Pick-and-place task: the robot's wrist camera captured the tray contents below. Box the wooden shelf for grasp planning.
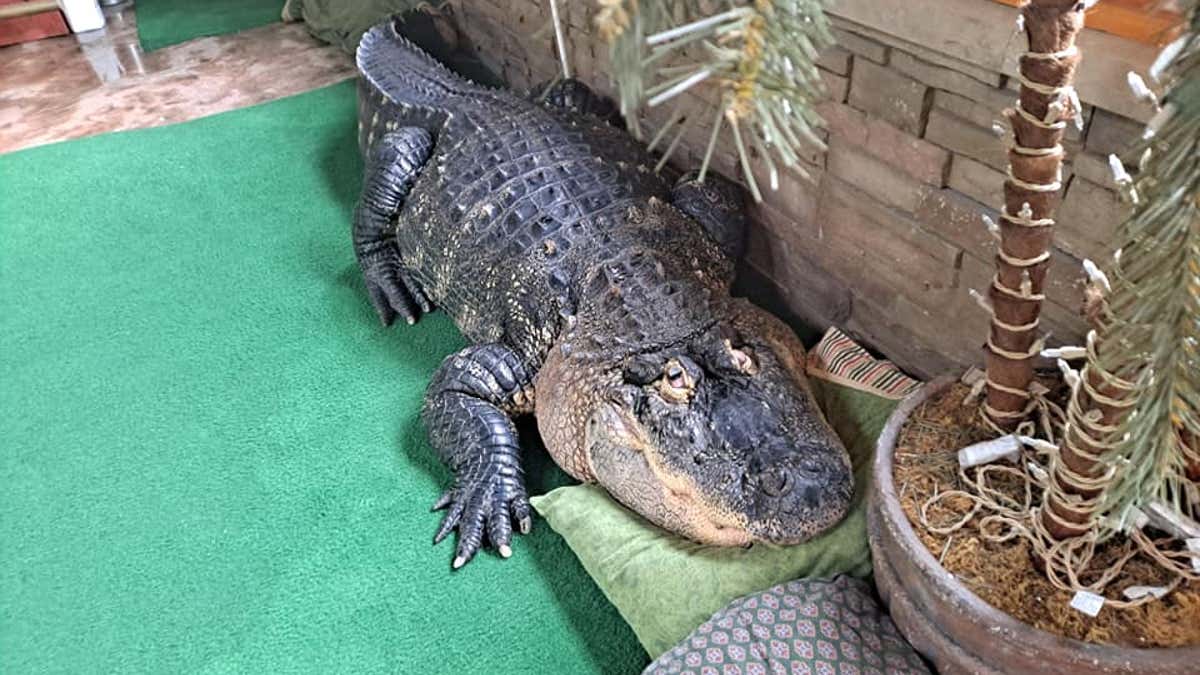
[990,0,1182,45]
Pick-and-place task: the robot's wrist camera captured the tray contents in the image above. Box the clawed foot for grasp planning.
[362,259,433,327]
[432,468,531,568]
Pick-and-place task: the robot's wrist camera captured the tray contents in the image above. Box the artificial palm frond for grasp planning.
[1092,0,1200,531]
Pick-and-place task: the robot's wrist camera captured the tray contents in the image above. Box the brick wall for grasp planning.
[446,0,1150,378]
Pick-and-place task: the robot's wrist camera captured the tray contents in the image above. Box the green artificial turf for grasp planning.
[136,0,284,51]
[0,80,646,674]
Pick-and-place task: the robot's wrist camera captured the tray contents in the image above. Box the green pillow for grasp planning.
[531,376,905,658]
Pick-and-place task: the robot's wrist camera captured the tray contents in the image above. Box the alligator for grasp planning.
[352,18,853,568]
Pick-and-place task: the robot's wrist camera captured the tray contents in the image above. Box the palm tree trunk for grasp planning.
[983,0,1085,432]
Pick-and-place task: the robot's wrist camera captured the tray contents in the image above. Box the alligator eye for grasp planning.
[667,364,686,387]
[659,358,695,402]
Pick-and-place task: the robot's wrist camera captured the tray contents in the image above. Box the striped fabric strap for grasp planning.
[805,327,923,400]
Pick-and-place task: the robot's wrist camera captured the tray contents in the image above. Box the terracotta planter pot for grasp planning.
[868,376,1200,675]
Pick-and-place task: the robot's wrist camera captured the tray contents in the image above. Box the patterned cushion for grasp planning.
[644,576,930,675]
[805,328,921,400]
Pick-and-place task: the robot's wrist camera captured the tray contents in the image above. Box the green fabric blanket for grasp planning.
[136,0,284,52]
[0,81,646,674]
[531,378,899,658]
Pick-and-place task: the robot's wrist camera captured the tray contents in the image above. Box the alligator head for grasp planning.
[537,299,853,546]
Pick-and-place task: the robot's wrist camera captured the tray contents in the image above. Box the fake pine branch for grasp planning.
[1049,0,1200,548]
[595,0,832,200]
[982,0,1086,432]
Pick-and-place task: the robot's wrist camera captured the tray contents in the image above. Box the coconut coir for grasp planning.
[893,382,1200,648]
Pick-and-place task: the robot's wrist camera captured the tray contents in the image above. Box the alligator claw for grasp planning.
[432,500,464,545]
[431,489,453,511]
[433,471,530,568]
[362,260,432,327]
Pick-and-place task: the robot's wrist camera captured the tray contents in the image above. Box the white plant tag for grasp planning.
[1187,539,1200,573]
[1070,591,1105,617]
[1122,585,1169,601]
[961,367,986,386]
[1042,345,1087,360]
[958,435,1021,468]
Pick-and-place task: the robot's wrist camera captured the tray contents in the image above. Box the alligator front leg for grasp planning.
[422,343,536,568]
[354,127,434,326]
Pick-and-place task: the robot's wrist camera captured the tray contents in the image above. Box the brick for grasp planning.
[861,117,949,185]
[830,0,1158,123]
[564,0,591,29]
[924,107,1007,171]
[817,101,868,146]
[513,2,547,32]
[825,177,956,259]
[932,89,1015,133]
[914,187,999,255]
[817,45,853,76]
[826,140,926,213]
[1071,151,1118,189]
[750,169,821,228]
[831,27,888,64]
[819,178,961,288]
[745,209,852,327]
[792,178,983,374]
[1045,248,1087,318]
[831,0,1013,78]
[847,59,928,136]
[1040,306,1088,353]
[570,34,597,84]
[735,267,840,348]
[891,51,1000,103]
[829,16,1002,89]
[947,154,1004,210]
[1070,30,1158,124]
[769,179,961,325]
[846,293,971,378]
[821,102,948,185]
[1055,177,1126,262]
[1085,108,1143,159]
[820,69,850,104]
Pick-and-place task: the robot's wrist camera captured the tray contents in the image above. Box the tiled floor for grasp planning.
[0,1,355,155]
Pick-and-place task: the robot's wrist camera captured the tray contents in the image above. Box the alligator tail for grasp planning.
[356,18,480,117]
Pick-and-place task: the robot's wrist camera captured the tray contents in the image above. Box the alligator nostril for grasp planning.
[801,483,822,508]
[759,468,792,497]
[798,459,826,478]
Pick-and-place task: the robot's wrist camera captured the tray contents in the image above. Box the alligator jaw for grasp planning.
[586,401,754,546]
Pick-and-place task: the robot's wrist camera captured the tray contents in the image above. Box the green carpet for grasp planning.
[0,80,646,674]
[136,0,284,52]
